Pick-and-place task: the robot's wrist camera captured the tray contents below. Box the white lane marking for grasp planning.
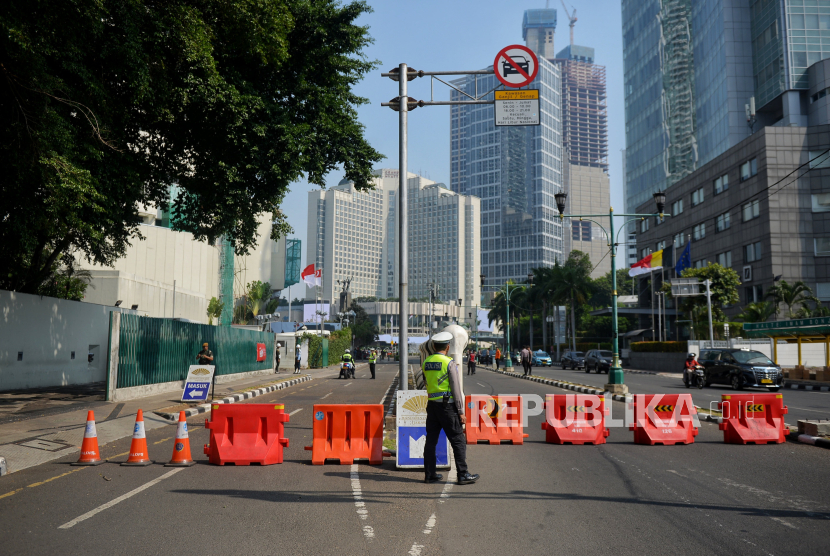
[289,408,303,416]
[58,468,184,529]
[410,457,457,555]
[409,544,424,556]
[422,513,437,534]
[350,464,374,539]
[344,382,353,387]
[477,383,485,387]
[321,392,332,399]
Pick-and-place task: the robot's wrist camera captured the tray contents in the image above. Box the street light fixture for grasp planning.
[555,192,669,394]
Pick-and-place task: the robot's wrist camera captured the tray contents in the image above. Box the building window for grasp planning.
[640,218,650,233]
[812,193,830,212]
[714,174,729,195]
[694,259,706,269]
[716,212,731,232]
[572,221,591,241]
[745,285,764,304]
[817,283,830,301]
[816,238,830,256]
[716,251,732,268]
[671,199,684,216]
[656,240,666,251]
[641,247,652,259]
[742,200,760,221]
[691,187,705,206]
[808,150,830,169]
[740,158,758,181]
[693,223,706,241]
[673,233,685,249]
[744,241,763,262]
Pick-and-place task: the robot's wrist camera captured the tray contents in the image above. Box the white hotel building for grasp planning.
[306,169,481,320]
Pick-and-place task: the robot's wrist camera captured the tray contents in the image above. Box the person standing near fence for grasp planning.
[275,343,282,374]
[294,349,302,374]
[197,343,214,365]
[368,349,377,379]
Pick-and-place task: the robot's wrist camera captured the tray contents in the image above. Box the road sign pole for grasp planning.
[399,63,409,391]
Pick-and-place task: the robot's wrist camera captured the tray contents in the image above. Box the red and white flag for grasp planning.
[301,264,321,287]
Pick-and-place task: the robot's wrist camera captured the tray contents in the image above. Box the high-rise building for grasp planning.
[306,170,480,308]
[557,44,611,278]
[522,9,558,61]
[622,0,830,216]
[450,56,566,287]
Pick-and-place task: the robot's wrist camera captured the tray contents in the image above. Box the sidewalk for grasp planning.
[0,362,356,475]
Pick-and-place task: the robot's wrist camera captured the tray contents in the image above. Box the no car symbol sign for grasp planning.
[494,45,539,88]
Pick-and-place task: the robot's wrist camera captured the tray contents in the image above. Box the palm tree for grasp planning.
[735,301,775,323]
[766,280,819,319]
[551,263,592,352]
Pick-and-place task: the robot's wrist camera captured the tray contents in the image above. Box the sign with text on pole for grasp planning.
[495,90,540,126]
[494,44,539,88]
[181,365,215,402]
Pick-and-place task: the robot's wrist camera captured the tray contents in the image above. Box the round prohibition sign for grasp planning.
[494,44,539,88]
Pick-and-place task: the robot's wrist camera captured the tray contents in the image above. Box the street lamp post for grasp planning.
[554,191,668,395]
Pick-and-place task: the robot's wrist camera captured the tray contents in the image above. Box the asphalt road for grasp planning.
[2,361,829,556]
[522,363,830,424]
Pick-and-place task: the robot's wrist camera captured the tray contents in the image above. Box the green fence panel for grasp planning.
[322,338,329,367]
[116,314,274,388]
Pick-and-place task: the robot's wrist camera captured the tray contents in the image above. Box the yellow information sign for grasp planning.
[494,89,540,126]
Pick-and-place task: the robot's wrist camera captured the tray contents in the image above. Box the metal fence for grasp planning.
[115,314,274,388]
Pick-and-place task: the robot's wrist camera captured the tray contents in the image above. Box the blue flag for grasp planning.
[675,241,691,276]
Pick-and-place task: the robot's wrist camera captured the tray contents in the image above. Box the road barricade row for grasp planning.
[465,395,528,445]
[204,403,290,465]
[542,394,609,445]
[717,393,788,444]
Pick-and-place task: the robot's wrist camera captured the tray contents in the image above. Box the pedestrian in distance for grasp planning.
[275,343,281,374]
[495,347,501,370]
[197,342,214,365]
[423,331,479,486]
[294,349,301,374]
[521,346,532,376]
[368,349,377,379]
[467,349,476,375]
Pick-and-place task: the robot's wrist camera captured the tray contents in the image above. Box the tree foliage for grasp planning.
[765,280,820,319]
[206,296,224,325]
[664,263,741,323]
[349,300,378,347]
[1,0,383,294]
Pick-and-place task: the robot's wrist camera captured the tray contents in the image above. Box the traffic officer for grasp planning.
[422,331,479,485]
[341,349,355,379]
[368,349,377,379]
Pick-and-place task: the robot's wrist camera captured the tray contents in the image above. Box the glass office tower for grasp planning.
[450,57,566,288]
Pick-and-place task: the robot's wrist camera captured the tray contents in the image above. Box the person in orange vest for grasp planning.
[495,347,502,370]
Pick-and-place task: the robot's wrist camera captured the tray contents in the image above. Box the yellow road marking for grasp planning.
[153,437,173,445]
[1,466,89,500]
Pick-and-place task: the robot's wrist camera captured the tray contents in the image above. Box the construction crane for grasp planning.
[560,0,577,47]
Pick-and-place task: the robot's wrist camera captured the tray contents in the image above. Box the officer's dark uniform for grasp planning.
[423,345,478,484]
[342,352,355,378]
[368,351,377,379]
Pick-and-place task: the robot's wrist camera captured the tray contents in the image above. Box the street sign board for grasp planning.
[181,365,215,402]
[494,44,539,88]
[494,90,540,126]
[396,390,449,469]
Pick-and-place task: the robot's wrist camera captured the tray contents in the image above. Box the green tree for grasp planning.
[663,263,741,336]
[765,280,820,319]
[1,0,383,294]
[245,281,274,317]
[551,251,594,350]
[735,301,776,323]
[36,254,95,301]
[206,297,224,325]
[349,301,378,347]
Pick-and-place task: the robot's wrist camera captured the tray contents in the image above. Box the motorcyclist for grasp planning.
[342,349,355,379]
[684,353,700,384]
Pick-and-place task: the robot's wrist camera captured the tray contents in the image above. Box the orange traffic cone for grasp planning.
[165,411,195,467]
[122,409,153,466]
[72,410,104,466]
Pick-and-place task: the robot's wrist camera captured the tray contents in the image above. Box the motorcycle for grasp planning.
[339,361,355,379]
[684,365,705,389]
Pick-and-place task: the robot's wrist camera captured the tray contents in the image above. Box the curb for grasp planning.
[486,367,633,402]
[153,375,312,421]
[783,382,830,392]
[789,433,830,449]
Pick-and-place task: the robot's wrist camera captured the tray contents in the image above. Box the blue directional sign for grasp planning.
[397,426,449,467]
[181,366,215,402]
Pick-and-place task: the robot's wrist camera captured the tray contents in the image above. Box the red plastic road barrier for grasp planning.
[629,394,698,446]
[717,393,788,444]
[465,395,528,445]
[541,394,609,445]
[304,404,386,465]
[204,403,289,465]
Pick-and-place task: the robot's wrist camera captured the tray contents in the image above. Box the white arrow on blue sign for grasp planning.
[181,365,215,402]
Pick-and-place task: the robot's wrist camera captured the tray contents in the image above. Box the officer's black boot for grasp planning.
[457,472,479,485]
[424,473,443,484]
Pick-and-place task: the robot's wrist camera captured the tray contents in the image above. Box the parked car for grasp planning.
[531,350,552,367]
[698,349,783,391]
[585,350,613,373]
[560,350,585,370]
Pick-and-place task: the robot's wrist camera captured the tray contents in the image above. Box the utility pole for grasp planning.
[704,279,715,349]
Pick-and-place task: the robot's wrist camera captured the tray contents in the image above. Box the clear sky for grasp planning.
[280,0,625,273]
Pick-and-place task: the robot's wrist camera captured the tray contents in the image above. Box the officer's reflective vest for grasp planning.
[342,354,353,362]
[368,353,376,363]
[423,353,453,401]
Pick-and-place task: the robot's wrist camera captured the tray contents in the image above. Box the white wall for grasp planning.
[0,290,135,391]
